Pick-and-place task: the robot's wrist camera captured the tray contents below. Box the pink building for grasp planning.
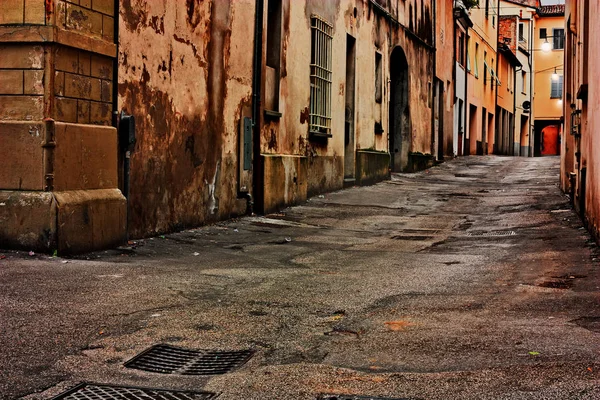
[562,0,600,242]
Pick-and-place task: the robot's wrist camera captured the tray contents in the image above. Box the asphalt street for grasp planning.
[1,156,598,399]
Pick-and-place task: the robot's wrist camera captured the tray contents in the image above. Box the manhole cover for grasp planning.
[317,396,412,400]
[125,344,254,375]
[51,383,218,400]
[466,230,516,237]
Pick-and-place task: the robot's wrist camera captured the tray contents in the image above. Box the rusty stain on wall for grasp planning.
[118,0,249,237]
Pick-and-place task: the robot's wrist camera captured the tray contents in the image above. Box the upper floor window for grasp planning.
[309,16,333,135]
[375,52,383,103]
[553,28,564,50]
[518,23,525,42]
[474,42,479,77]
[551,75,563,98]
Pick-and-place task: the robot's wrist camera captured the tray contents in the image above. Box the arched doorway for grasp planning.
[389,46,409,172]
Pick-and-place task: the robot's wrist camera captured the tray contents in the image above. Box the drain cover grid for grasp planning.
[125,344,254,375]
[318,395,412,400]
[466,230,516,237]
[51,383,219,400]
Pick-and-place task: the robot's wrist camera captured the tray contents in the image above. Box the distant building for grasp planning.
[499,0,537,157]
[532,4,565,156]
[464,0,499,156]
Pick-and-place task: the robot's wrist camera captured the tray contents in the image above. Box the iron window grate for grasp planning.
[51,383,219,400]
[466,230,516,237]
[125,344,254,375]
[317,395,413,400]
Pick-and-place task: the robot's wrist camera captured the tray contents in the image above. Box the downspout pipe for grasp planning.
[514,65,522,156]
[432,0,437,159]
[494,3,500,155]
[464,24,468,156]
[111,0,130,239]
[250,0,264,215]
[528,19,534,157]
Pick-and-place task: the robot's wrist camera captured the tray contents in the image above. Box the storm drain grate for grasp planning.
[125,344,254,375]
[317,395,413,400]
[466,230,516,237]
[51,383,219,400]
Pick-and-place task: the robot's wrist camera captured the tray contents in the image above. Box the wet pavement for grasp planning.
[1,156,599,399]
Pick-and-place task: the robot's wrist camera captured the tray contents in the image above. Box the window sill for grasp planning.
[264,110,282,120]
[309,131,332,142]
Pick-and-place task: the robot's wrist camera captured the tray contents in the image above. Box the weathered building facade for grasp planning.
[118,0,435,239]
[0,0,126,253]
[1,0,436,252]
[562,0,599,242]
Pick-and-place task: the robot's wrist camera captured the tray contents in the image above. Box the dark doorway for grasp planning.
[389,46,409,172]
[467,104,477,156]
[436,80,444,160]
[344,35,356,181]
[480,107,487,155]
[534,120,560,156]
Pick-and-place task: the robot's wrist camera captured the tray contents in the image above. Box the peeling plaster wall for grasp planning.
[117,0,434,232]
[262,0,434,176]
[118,0,253,237]
[436,0,456,157]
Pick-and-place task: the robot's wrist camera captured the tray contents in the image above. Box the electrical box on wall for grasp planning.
[238,114,253,193]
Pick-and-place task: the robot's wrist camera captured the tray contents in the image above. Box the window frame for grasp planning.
[309,15,334,137]
[553,28,564,50]
[550,75,563,99]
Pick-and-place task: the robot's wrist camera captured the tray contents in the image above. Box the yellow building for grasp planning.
[533,4,564,156]
[465,0,498,155]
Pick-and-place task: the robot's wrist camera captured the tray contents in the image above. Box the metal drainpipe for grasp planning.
[464,24,468,156]
[494,0,500,155]
[250,0,264,215]
[514,65,522,156]
[528,19,534,157]
[431,0,437,159]
[111,0,130,239]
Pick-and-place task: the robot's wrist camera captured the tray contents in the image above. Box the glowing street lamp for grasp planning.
[541,39,552,52]
[552,68,559,81]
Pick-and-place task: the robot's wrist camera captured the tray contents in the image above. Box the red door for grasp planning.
[541,125,560,156]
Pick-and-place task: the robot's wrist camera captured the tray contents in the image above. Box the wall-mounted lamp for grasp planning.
[541,39,552,52]
[551,68,559,81]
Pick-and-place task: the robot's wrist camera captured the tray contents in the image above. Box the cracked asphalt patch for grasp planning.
[1,156,599,400]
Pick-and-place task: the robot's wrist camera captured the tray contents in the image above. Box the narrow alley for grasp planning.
[1,156,598,400]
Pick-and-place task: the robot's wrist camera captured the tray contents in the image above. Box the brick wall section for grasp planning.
[499,16,517,55]
[54,45,113,124]
[0,0,46,25]
[0,44,45,120]
[56,0,115,42]
[0,1,115,125]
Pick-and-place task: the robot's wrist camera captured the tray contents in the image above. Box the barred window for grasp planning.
[309,16,333,136]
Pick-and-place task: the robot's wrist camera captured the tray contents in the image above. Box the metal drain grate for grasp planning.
[466,230,516,237]
[317,395,412,400]
[51,383,219,400]
[125,344,254,375]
